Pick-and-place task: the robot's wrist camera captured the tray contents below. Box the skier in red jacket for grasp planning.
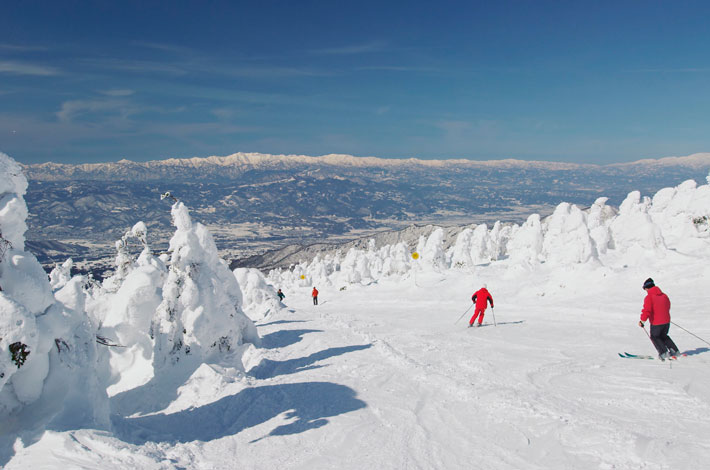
[469,284,493,327]
[312,287,319,306]
[638,278,679,360]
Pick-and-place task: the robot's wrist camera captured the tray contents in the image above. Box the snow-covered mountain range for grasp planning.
[21,152,710,180]
[20,152,710,274]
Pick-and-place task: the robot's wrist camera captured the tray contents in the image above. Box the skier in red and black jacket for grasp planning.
[469,284,493,327]
[312,287,319,306]
[638,278,679,360]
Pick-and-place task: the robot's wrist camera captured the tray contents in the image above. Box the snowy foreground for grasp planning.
[2,149,710,468]
[6,262,710,469]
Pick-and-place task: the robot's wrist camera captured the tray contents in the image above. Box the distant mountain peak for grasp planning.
[619,152,710,168]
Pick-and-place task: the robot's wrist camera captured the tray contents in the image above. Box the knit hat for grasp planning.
[643,278,655,289]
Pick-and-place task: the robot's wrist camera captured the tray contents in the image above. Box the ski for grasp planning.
[618,352,655,360]
[618,351,688,361]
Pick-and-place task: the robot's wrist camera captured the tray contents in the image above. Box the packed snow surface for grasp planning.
[2,149,710,469]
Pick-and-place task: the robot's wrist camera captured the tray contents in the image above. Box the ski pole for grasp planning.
[491,307,497,327]
[671,321,710,347]
[454,304,473,324]
[641,324,657,351]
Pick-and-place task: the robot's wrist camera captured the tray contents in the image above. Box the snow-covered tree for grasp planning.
[0,152,109,432]
[542,202,597,264]
[506,214,544,264]
[234,267,283,321]
[87,222,167,394]
[587,197,615,255]
[609,191,665,251]
[49,258,74,291]
[150,200,259,372]
[102,221,151,293]
[649,180,710,247]
[340,248,363,284]
[380,242,411,276]
[421,228,446,269]
[449,228,474,269]
[470,224,491,264]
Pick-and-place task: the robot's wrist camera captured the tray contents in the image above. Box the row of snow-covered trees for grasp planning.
[0,152,262,434]
[269,179,710,290]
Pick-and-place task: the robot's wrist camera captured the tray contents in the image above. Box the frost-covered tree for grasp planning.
[506,214,544,264]
[49,258,74,291]
[233,267,283,321]
[0,152,108,433]
[102,221,151,293]
[150,200,259,372]
[542,202,597,265]
[470,224,491,264]
[488,221,511,261]
[421,228,446,269]
[609,191,665,251]
[380,242,411,276]
[587,197,615,255]
[340,248,363,284]
[649,180,710,247]
[86,221,167,394]
[449,228,474,269]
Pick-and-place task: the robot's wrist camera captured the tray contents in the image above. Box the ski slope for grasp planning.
[3,148,710,469]
[7,254,710,469]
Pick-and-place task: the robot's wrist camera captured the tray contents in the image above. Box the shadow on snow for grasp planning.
[682,347,710,356]
[468,320,526,328]
[114,381,367,444]
[259,329,324,349]
[249,344,372,380]
[111,355,206,417]
[256,319,309,327]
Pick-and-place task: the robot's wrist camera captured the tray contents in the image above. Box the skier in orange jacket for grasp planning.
[312,287,319,305]
[469,284,493,327]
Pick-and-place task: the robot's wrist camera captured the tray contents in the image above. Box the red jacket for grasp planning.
[641,286,671,325]
[312,288,319,298]
[472,288,493,310]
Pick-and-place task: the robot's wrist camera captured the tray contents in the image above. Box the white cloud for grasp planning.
[0,61,59,76]
[56,99,134,122]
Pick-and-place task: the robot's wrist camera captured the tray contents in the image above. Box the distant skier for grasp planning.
[312,287,319,305]
[277,288,285,301]
[639,278,679,360]
[469,284,493,327]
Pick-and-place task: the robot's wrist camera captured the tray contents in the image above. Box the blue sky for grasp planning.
[2,1,710,164]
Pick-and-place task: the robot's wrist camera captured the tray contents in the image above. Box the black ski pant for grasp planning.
[650,323,679,355]
[313,296,318,305]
